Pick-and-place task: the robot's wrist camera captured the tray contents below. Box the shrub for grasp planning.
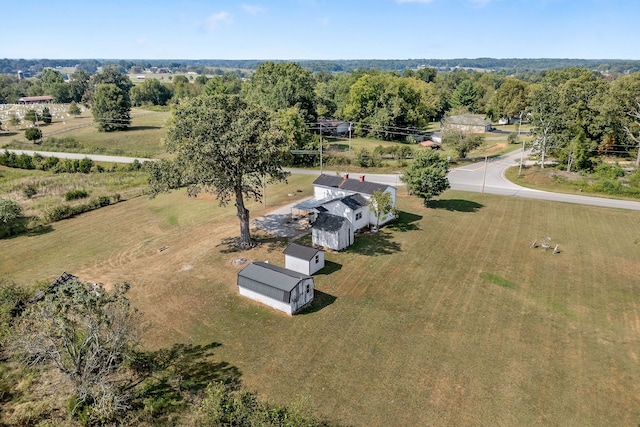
[593,162,625,180]
[65,189,89,201]
[24,127,42,142]
[22,184,38,199]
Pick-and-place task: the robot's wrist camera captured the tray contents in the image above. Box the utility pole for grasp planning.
[518,111,525,177]
[482,156,488,193]
[319,122,323,174]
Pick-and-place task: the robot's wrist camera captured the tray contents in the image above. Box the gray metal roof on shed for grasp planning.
[313,174,391,195]
[283,243,321,261]
[238,262,310,293]
[340,193,367,210]
[443,114,490,126]
[312,212,349,232]
[294,197,338,211]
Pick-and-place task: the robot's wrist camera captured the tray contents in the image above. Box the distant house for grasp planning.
[420,140,441,150]
[442,114,492,133]
[237,262,314,315]
[284,243,325,275]
[318,119,351,136]
[17,95,54,104]
[312,212,354,251]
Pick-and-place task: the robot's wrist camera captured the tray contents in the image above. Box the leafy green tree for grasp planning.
[528,83,562,168]
[92,83,131,132]
[402,149,450,206]
[86,68,133,106]
[8,279,143,421]
[606,72,640,167]
[147,95,290,249]
[344,72,429,140]
[24,127,42,142]
[24,109,39,124]
[367,189,397,229]
[9,113,21,130]
[203,75,243,96]
[41,106,52,124]
[449,80,485,113]
[68,70,91,103]
[130,78,171,106]
[68,100,82,116]
[443,130,484,158]
[48,82,71,103]
[242,61,317,123]
[0,198,24,237]
[487,78,529,121]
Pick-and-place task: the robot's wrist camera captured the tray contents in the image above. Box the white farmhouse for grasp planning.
[310,174,397,229]
[284,243,325,275]
[237,262,314,315]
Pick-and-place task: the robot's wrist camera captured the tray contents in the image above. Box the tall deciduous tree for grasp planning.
[487,78,529,121]
[242,61,317,124]
[402,149,450,206]
[443,130,484,159]
[528,83,562,168]
[9,279,142,420]
[147,95,290,249]
[92,83,131,132]
[607,72,640,167]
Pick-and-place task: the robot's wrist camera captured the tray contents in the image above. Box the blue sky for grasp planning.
[4,0,639,60]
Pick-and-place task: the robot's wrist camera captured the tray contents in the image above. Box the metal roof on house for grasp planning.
[17,95,54,102]
[283,243,321,261]
[340,193,367,210]
[313,174,391,195]
[238,262,310,293]
[443,114,490,126]
[294,197,338,211]
[312,212,349,232]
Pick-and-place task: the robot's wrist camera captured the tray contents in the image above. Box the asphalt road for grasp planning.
[448,149,640,211]
[6,149,640,211]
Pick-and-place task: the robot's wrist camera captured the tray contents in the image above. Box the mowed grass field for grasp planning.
[2,178,640,426]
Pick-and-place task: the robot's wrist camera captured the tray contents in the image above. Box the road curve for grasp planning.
[448,149,640,211]
[5,149,640,211]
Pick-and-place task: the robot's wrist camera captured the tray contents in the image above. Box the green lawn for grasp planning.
[1,180,640,425]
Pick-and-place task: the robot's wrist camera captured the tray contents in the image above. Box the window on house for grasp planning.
[355,212,362,221]
[315,254,319,263]
[306,284,310,293]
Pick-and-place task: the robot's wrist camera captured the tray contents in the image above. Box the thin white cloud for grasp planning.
[206,11,232,32]
[242,4,264,15]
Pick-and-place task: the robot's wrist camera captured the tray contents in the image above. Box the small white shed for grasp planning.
[237,262,314,315]
[284,243,325,275]
[312,213,353,251]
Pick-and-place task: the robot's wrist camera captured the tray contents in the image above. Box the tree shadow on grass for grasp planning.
[298,289,337,315]
[314,260,342,276]
[428,199,484,212]
[131,341,242,410]
[128,125,162,131]
[346,230,401,256]
[217,234,289,254]
[387,210,423,232]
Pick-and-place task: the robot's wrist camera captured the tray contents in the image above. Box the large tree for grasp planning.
[402,149,450,206]
[242,61,317,124]
[8,278,142,421]
[443,130,485,159]
[130,78,172,106]
[148,94,290,249]
[527,83,563,168]
[487,78,529,121]
[607,72,640,167]
[92,83,131,132]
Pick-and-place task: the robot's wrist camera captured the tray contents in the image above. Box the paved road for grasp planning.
[6,149,640,211]
[4,149,155,164]
[448,149,640,211]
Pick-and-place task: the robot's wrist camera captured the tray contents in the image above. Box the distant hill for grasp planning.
[2,58,640,76]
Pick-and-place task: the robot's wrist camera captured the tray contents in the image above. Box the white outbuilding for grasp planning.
[283,243,325,275]
[237,262,314,315]
[312,212,354,251]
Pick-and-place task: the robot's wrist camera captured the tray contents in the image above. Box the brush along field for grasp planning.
[1,182,639,426]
